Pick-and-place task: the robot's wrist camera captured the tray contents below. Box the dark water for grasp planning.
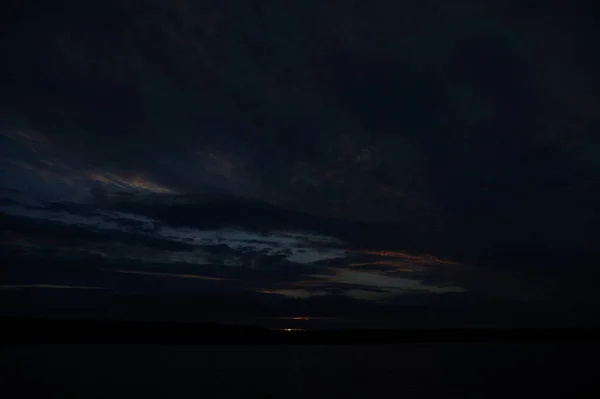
[2,344,599,398]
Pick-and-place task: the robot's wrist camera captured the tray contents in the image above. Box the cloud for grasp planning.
[1,1,599,317]
[4,182,598,307]
[0,193,476,307]
[98,268,228,281]
[84,171,175,194]
[269,268,465,301]
[5,186,590,306]
[0,284,104,290]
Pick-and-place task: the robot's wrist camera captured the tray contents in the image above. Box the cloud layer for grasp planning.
[1,1,599,322]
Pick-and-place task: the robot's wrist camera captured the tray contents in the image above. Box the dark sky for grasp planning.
[1,0,599,325]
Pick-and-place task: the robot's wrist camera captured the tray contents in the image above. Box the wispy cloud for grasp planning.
[0,284,104,290]
[2,129,51,144]
[84,171,175,194]
[1,130,176,197]
[99,268,228,281]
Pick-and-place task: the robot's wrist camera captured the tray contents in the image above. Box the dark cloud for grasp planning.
[0,194,473,310]
[1,1,599,323]
[1,192,576,306]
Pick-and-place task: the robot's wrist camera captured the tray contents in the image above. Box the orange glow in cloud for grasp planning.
[4,153,175,194]
[2,128,176,195]
[260,263,465,300]
[84,171,176,194]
